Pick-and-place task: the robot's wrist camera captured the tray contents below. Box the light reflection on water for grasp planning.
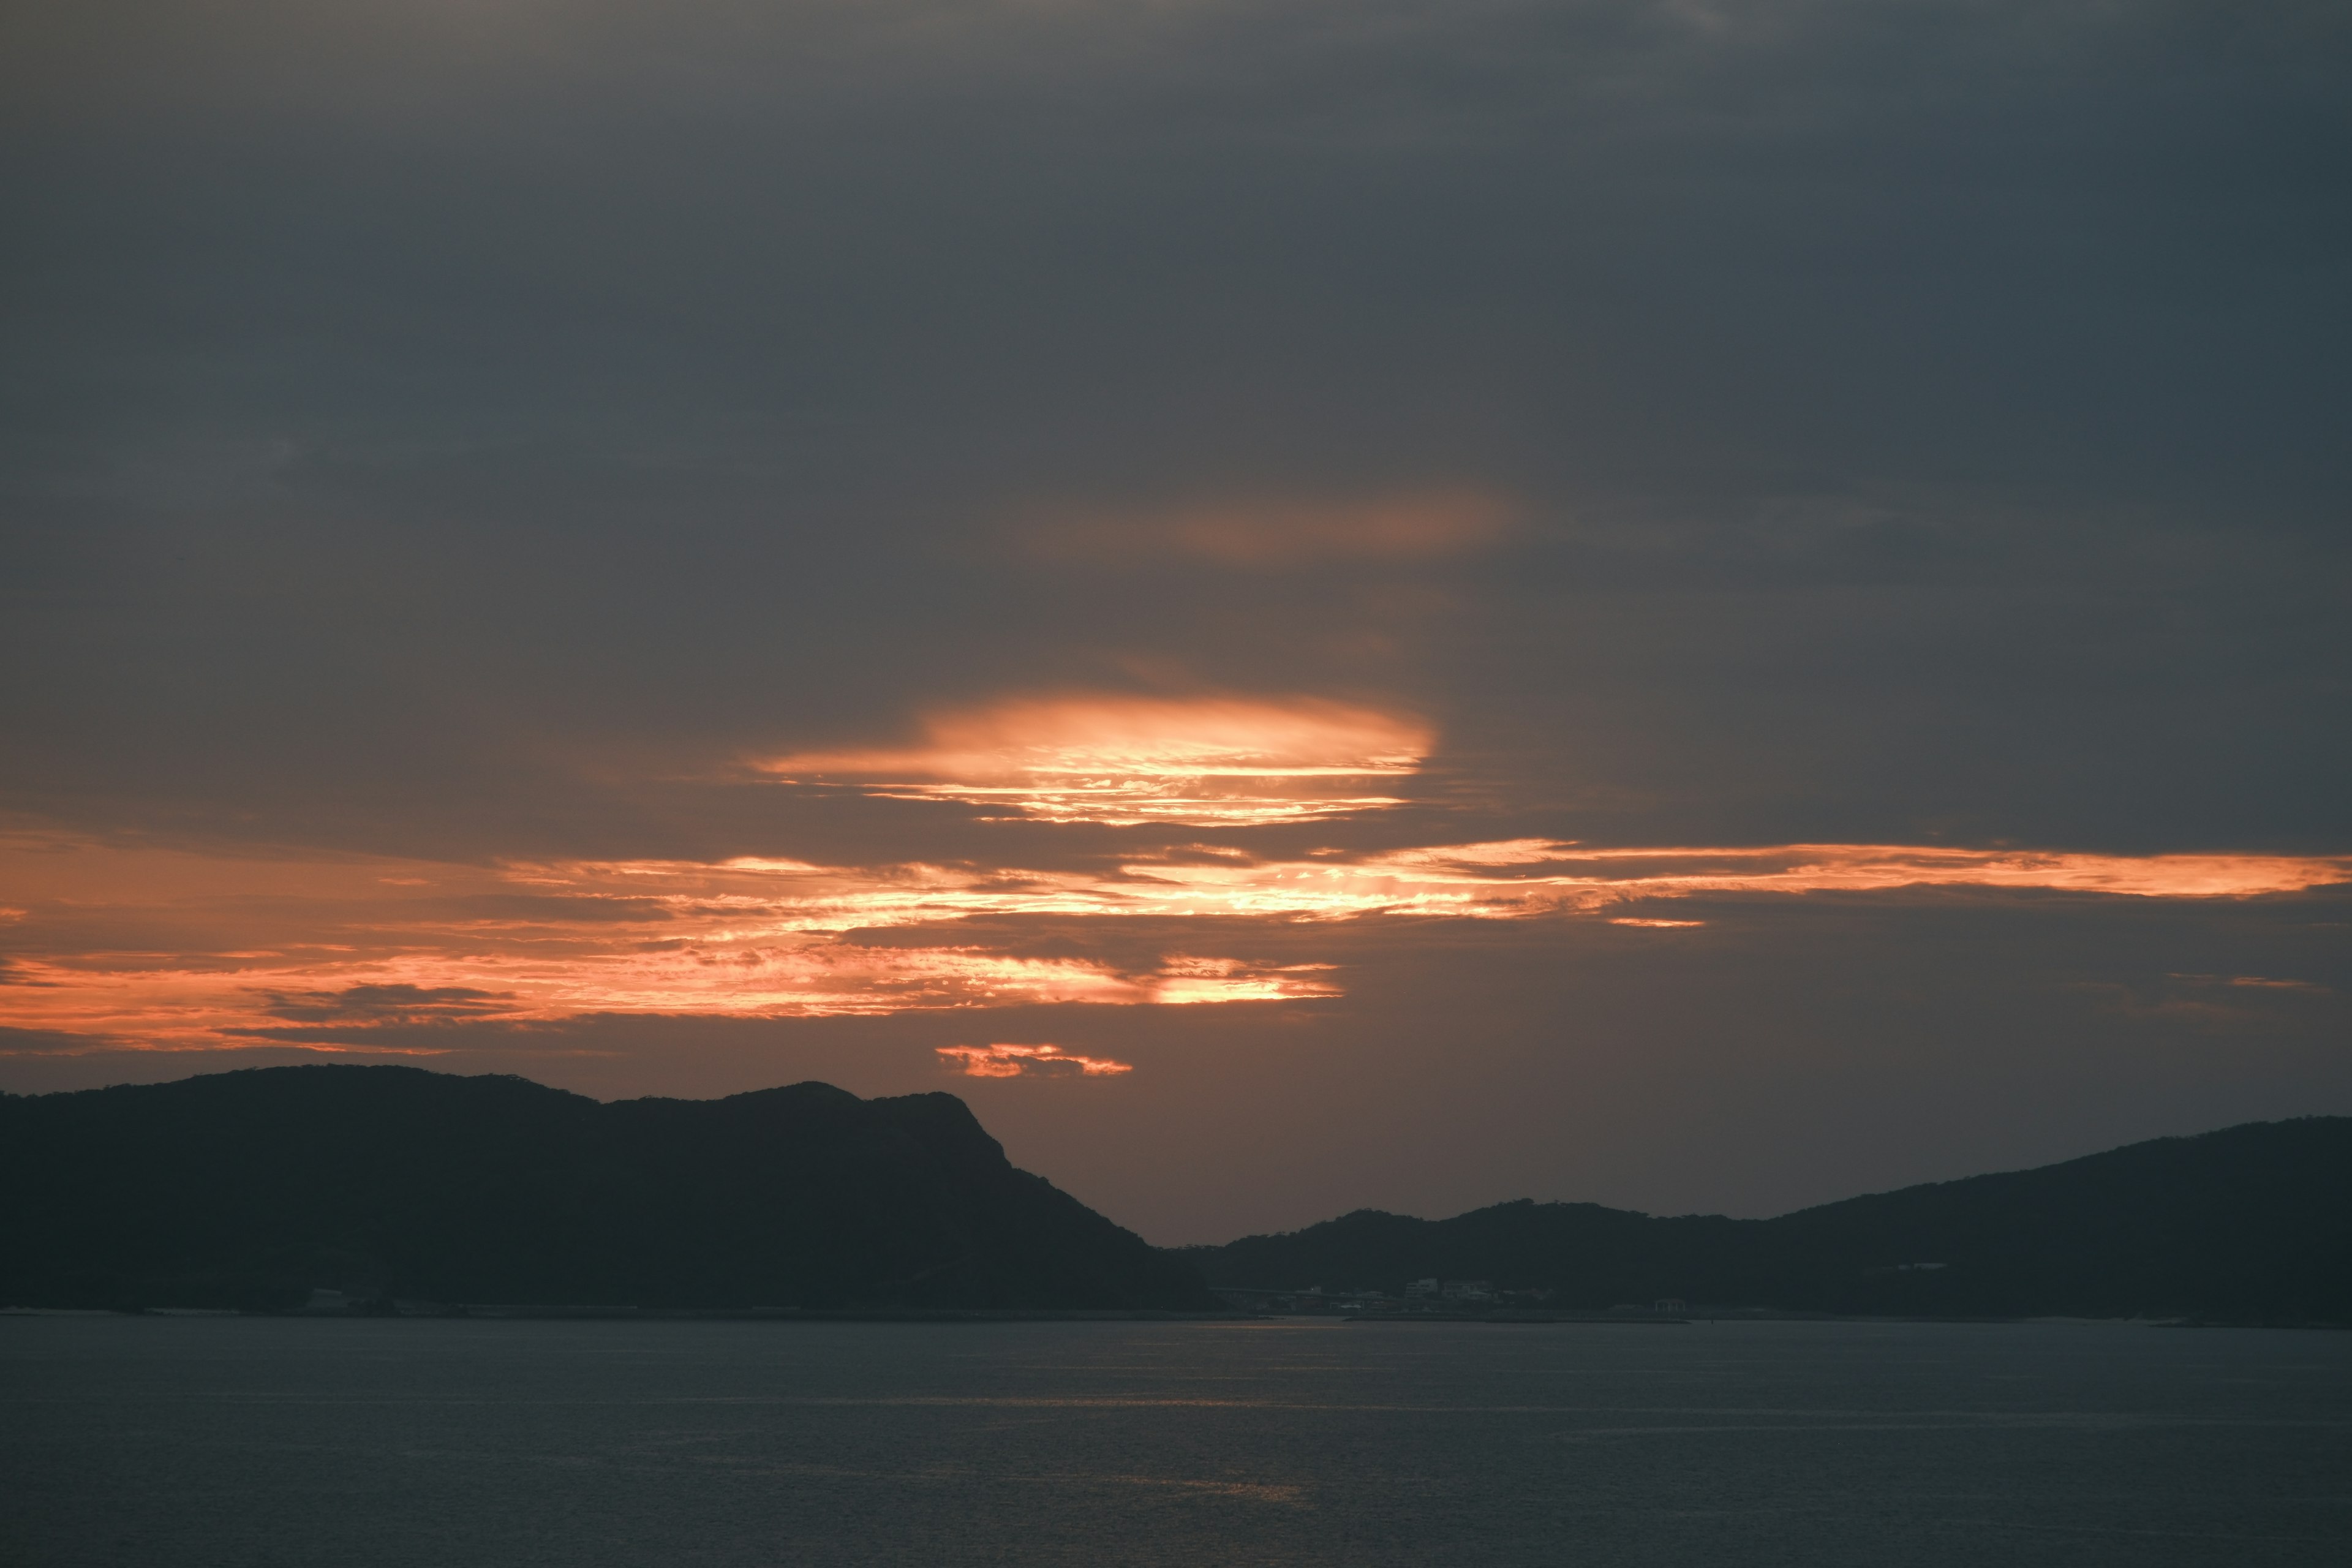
[4,1317,2347,1566]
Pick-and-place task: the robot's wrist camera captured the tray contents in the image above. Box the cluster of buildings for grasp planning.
[1215,1280,1558,1314]
[1212,1281,1700,1316]
[1401,1278,1505,1303]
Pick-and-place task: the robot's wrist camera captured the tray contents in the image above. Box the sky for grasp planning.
[3,0,2348,1244]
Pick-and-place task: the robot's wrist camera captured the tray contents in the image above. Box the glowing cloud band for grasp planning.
[757,694,1432,825]
[0,827,2342,1054]
[936,1042,1134,1078]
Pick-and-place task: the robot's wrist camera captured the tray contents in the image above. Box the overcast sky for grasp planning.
[4,0,2347,1242]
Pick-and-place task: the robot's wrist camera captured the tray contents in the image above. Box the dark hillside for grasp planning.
[0,1065,1215,1312]
[1184,1118,2352,1324]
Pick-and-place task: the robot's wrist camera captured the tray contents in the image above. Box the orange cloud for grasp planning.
[1077,841,2352,919]
[2,823,2343,1055]
[0,828,1350,1050]
[1021,489,1513,569]
[0,940,1332,1053]
[757,693,1431,825]
[936,1042,1134,1079]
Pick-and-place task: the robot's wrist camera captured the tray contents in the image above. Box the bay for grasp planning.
[4,1317,2347,1566]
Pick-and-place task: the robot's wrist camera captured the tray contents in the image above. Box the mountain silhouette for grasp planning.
[1184,1118,2352,1324]
[0,1065,1215,1313]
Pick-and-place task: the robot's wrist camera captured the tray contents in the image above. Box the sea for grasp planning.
[4,1315,2347,1566]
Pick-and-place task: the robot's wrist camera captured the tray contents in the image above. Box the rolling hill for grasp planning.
[0,1065,1216,1313]
[1183,1118,2352,1324]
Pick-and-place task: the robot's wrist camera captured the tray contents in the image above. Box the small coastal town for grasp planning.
[1210,1281,1692,1318]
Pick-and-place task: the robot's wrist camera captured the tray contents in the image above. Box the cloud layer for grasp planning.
[3,0,2348,1236]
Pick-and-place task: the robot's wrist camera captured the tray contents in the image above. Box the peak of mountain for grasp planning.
[1184,1118,2352,1325]
[0,1065,1215,1313]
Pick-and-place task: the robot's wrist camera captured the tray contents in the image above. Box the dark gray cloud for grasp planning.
[253,983,522,1025]
[4,1,2345,861]
[2,2,2347,1236]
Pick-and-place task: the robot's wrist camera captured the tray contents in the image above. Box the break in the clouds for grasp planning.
[2,1,2348,1236]
[756,693,1433,824]
[938,1044,1134,1080]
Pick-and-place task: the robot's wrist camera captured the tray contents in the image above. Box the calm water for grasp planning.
[4,1316,2347,1566]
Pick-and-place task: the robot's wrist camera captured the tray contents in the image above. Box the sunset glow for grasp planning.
[936,1042,1135,1078]
[757,695,1431,824]
[6,0,2343,1292]
[3,823,2340,1057]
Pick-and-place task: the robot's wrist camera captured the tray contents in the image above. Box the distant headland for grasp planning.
[3,1066,2345,1325]
[1184,1117,2352,1327]
[0,1066,1217,1314]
